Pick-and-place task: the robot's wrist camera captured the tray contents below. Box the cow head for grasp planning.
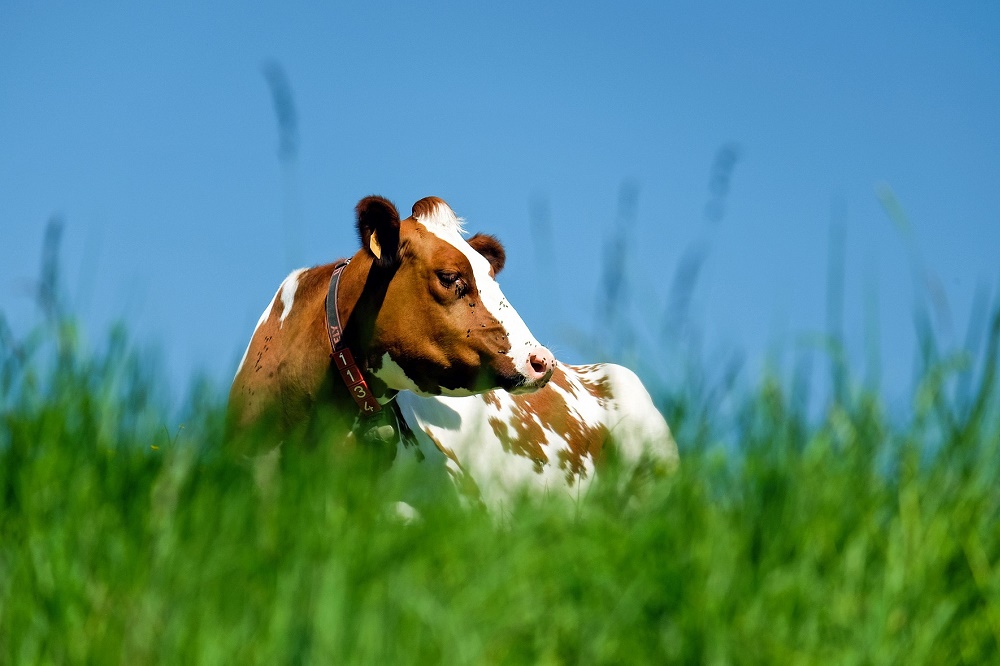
[350,195,555,397]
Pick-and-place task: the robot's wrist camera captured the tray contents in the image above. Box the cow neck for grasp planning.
[326,259,406,445]
[325,257,395,414]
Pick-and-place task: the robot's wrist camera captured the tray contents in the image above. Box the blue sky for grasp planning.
[2,2,998,408]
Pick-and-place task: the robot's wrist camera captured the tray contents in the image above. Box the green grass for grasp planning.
[2,308,999,664]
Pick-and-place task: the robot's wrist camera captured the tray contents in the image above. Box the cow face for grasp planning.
[355,196,555,397]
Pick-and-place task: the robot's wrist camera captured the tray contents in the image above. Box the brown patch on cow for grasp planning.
[487,416,548,473]
[481,391,502,410]
[445,464,486,508]
[422,427,458,465]
[577,373,613,407]
[523,376,609,484]
[550,366,579,398]
[423,427,485,507]
[489,368,610,484]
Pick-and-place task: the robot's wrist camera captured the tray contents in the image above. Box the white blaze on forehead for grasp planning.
[415,201,466,235]
[415,202,542,374]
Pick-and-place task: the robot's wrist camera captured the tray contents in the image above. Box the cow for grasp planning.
[228,194,676,509]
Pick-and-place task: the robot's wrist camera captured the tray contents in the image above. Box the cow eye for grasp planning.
[437,271,468,298]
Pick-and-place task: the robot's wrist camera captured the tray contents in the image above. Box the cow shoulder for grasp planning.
[575,363,678,473]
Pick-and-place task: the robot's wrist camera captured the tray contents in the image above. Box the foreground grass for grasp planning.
[1,315,999,664]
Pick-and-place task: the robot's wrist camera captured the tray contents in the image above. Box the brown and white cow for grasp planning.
[229,194,676,510]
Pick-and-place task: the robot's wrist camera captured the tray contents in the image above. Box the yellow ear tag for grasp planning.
[370,231,382,259]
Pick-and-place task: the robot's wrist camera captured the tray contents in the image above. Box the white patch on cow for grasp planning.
[278,268,306,325]
[373,352,479,398]
[372,352,423,394]
[415,201,542,380]
[234,289,279,379]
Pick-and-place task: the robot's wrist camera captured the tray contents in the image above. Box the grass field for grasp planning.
[2,296,1000,663]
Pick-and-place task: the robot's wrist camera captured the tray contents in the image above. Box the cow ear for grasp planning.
[355,196,400,267]
[468,233,506,276]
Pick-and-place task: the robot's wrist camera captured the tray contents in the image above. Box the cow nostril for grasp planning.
[524,346,555,382]
[528,350,552,375]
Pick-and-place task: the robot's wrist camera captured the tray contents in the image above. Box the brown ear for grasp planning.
[468,233,506,276]
[356,196,400,267]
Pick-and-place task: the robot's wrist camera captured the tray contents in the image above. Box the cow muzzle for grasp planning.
[510,346,556,394]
